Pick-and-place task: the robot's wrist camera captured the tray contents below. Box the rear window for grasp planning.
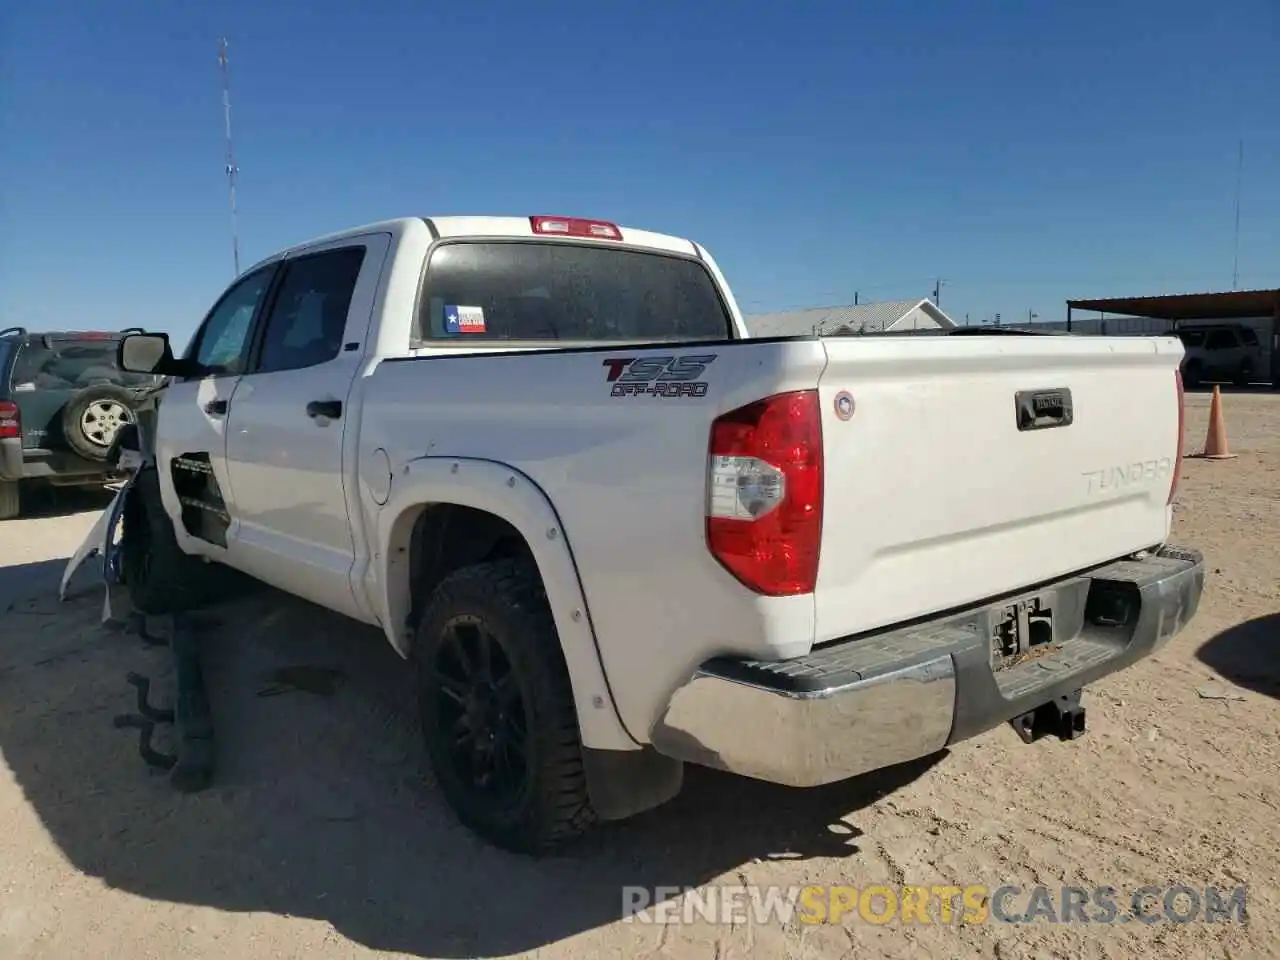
[10,339,157,390]
[416,241,732,342]
[1239,327,1259,346]
[1205,329,1238,349]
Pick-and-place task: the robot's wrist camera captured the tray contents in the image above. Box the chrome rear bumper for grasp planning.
[650,546,1205,787]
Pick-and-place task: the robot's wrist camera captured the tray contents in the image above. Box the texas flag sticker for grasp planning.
[444,305,487,335]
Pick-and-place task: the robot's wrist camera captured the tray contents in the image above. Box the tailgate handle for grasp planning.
[1015,388,1073,431]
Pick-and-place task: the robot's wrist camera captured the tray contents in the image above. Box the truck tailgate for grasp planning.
[813,333,1184,644]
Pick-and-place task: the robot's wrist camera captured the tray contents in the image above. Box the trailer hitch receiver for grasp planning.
[1011,689,1087,744]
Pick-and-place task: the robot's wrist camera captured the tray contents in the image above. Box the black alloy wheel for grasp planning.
[432,614,531,810]
[414,558,595,854]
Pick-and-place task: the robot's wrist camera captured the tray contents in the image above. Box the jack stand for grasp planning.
[113,670,177,770]
[110,614,216,793]
[112,714,177,771]
[1011,689,1087,744]
[169,615,215,793]
[126,672,174,723]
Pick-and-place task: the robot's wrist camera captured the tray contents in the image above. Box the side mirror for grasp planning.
[118,333,175,374]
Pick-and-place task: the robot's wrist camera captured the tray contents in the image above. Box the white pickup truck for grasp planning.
[86,215,1204,853]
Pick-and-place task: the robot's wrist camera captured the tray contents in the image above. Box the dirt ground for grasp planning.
[1,389,1277,960]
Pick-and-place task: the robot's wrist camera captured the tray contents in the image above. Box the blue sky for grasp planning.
[3,0,1277,342]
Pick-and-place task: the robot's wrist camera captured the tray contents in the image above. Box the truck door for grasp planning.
[153,262,279,561]
[220,233,389,619]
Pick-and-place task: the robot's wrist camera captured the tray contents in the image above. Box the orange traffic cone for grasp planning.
[1195,385,1238,460]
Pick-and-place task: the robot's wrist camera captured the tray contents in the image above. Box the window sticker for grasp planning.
[444,305,486,335]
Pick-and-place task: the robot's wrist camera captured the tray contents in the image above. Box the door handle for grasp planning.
[204,399,229,416]
[306,400,342,420]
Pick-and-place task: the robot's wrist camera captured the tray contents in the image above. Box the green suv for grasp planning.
[0,326,162,519]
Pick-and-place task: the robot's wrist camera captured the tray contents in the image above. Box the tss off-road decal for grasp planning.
[602,355,717,398]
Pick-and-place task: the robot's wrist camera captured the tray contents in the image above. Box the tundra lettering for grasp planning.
[1081,458,1174,495]
[1034,393,1065,413]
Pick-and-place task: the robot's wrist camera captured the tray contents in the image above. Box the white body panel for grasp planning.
[359,339,828,746]
[146,216,1185,753]
[156,376,243,562]
[220,231,392,619]
[812,334,1180,643]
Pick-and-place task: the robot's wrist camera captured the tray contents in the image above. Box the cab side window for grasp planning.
[188,265,277,375]
[253,247,366,374]
[1205,329,1237,351]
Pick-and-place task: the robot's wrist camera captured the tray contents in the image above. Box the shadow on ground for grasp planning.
[1196,612,1280,701]
[5,484,117,521]
[0,557,942,958]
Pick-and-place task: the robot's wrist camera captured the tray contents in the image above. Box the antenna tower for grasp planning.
[218,37,241,276]
[1231,139,1243,290]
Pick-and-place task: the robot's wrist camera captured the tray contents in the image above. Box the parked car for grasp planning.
[0,326,162,519]
[92,215,1203,853]
[1173,323,1262,387]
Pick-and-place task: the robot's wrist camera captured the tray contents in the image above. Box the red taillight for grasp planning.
[0,401,20,440]
[530,215,622,241]
[706,390,824,596]
[1169,369,1185,505]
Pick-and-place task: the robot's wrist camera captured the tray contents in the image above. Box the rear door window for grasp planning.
[253,246,366,374]
[10,339,155,390]
[417,241,732,342]
[1205,329,1238,350]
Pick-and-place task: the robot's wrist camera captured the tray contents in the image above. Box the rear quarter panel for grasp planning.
[358,338,828,743]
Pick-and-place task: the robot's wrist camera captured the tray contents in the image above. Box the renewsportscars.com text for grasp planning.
[622,883,1248,926]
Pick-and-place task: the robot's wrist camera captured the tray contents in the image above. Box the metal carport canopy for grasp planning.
[1065,288,1280,387]
[1066,289,1279,321]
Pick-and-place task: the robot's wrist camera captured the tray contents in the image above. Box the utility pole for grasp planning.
[1232,139,1243,290]
[1027,309,1039,324]
[218,37,241,277]
[932,279,946,307]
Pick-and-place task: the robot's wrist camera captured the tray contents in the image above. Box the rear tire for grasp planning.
[0,480,19,520]
[414,558,595,854]
[121,468,238,613]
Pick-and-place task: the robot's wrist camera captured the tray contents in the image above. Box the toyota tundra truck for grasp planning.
[88,215,1203,853]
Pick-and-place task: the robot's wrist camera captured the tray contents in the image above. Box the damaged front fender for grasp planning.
[59,471,138,601]
[59,382,165,604]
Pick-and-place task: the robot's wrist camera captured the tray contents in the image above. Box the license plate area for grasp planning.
[991,595,1056,671]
